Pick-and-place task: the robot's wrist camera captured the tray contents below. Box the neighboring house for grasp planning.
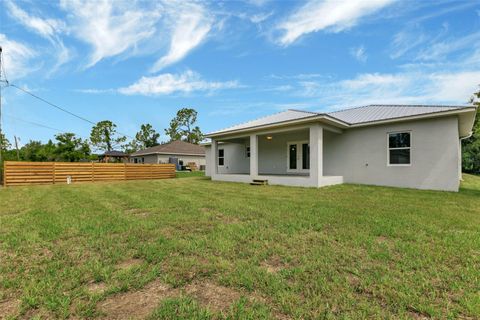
[100,150,129,163]
[130,140,206,169]
[204,105,477,192]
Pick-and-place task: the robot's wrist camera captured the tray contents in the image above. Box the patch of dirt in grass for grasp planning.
[376,236,389,244]
[20,308,55,320]
[87,281,107,294]
[116,258,143,270]
[125,208,150,217]
[346,273,360,287]
[39,247,53,259]
[406,306,431,319]
[200,207,240,225]
[184,281,242,312]
[261,256,287,273]
[0,298,20,319]
[97,279,177,319]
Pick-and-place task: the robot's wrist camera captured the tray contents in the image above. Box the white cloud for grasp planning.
[0,34,37,80]
[276,0,395,46]
[350,45,367,63]
[302,71,480,108]
[341,73,408,90]
[250,11,274,24]
[150,2,212,72]
[118,70,240,96]
[60,0,160,68]
[5,0,66,39]
[427,71,480,102]
[390,28,427,59]
[5,0,71,72]
[416,31,480,62]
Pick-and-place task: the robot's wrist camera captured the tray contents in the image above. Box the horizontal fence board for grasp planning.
[3,161,175,187]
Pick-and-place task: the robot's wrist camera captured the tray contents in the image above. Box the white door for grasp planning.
[287,141,309,173]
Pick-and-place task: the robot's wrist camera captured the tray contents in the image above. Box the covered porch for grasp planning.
[210,124,344,187]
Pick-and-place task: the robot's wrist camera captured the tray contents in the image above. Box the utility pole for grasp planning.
[14,136,20,161]
[0,46,3,183]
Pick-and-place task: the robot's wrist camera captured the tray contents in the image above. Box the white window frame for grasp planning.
[218,148,225,167]
[387,131,412,167]
[286,140,310,173]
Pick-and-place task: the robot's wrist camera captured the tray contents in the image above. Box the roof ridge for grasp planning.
[328,104,371,114]
[287,108,322,115]
[328,104,468,114]
[368,104,467,108]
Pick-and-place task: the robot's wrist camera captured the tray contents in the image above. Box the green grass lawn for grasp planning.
[0,175,479,319]
[176,171,205,178]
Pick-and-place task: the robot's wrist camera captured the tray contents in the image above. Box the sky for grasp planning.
[1,0,480,146]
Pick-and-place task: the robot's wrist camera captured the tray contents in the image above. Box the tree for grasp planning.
[123,139,142,154]
[135,124,160,149]
[90,120,126,152]
[21,140,53,162]
[54,133,90,162]
[462,87,480,174]
[0,133,10,151]
[165,108,204,144]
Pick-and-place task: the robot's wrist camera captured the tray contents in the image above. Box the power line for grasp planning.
[3,114,64,133]
[9,84,96,125]
[6,83,135,139]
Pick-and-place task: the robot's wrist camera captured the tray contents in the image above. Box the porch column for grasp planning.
[309,124,323,187]
[250,134,258,179]
[211,139,218,177]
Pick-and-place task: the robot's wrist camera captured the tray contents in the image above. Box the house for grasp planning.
[204,105,477,192]
[130,140,206,169]
[99,150,129,163]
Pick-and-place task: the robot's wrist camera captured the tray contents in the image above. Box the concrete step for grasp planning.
[251,179,268,185]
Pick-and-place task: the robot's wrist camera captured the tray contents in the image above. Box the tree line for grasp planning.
[462,88,480,175]
[0,108,204,162]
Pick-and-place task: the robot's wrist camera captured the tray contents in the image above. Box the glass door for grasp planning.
[287,141,309,173]
[289,144,297,170]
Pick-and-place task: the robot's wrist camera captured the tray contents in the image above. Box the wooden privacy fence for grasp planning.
[3,161,176,187]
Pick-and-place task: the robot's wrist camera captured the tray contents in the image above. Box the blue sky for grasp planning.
[1,0,480,146]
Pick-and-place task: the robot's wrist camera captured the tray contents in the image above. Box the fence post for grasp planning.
[52,162,56,184]
[3,161,7,187]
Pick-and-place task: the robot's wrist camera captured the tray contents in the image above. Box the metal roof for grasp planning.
[328,104,468,125]
[207,104,474,136]
[208,109,320,135]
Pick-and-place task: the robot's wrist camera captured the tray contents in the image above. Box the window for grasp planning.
[134,158,138,163]
[388,132,411,165]
[302,143,310,170]
[246,146,250,158]
[289,144,297,170]
[141,157,145,164]
[218,149,224,166]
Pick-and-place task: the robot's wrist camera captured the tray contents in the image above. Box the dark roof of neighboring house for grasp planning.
[131,140,205,157]
[102,150,129,157]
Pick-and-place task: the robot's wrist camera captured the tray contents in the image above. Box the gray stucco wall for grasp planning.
[258,130,309,174]
[205,145,212,176]
[204,142,249,175]
[218,142,250,174]
[130,154,158,164]
[130,154,205,167]
[323,116,460,191]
